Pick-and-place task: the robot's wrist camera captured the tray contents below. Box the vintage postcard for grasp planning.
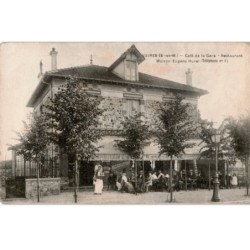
[0,42,249,204]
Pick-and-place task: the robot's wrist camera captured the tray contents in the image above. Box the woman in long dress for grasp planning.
[93,165,104,195]
[231,173,238,188]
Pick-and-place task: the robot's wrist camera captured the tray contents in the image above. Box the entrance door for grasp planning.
[79,161,95,186]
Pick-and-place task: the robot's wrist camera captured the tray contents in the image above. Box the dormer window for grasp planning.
[108,45,145,82]
[125,60,137,81]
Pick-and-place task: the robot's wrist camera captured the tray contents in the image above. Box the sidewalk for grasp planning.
[2,188,250,205]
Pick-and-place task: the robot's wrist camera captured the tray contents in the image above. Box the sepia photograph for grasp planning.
[0,42,249,205]
[1,2,250,250]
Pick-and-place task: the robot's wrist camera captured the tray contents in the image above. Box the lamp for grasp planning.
[211,131,221,202]
[211,133,221,144]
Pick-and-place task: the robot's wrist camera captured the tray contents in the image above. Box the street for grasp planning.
[2,188,250,205]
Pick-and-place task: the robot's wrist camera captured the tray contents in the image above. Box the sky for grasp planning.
[0,42,249,161]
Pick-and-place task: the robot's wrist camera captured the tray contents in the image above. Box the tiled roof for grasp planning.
[27,64,208,107]
[47,65,208,95]
[48,65,122,82]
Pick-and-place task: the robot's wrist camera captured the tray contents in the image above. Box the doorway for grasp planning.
[78,161,95,186]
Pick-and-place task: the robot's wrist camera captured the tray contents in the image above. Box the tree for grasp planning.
[225,116,250,160]
[155,94,196,202]
[43,78,104,202]
[225,115,250,194]
[199,119,236,161]
[198,120,215,189]
[198,119,236,189]
[116,113,150,193]
[16,113,50,202]
[199,120,216,159]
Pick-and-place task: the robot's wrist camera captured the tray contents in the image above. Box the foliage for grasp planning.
[199,120,236,164]
[198,119,237,164]
[198,120,217,159]
[116,113,150,159]
[155,94,196,158]
[224,115,250,161]
[15,113,49,162]
[219,118,237,164]
[43,78,104,161]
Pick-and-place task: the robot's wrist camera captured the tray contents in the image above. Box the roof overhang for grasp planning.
[27,70,208,108]
[26,73,52,107]
[47,73,208,96]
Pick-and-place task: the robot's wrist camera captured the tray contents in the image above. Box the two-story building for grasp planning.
[11,45,208,186]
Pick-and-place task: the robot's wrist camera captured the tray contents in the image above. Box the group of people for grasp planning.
[93,166,149,195]
[92,164,240,195]
[111,169,172,193]
[145,170,184,192]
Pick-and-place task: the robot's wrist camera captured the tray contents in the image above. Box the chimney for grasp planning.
[38,60,43,78]
[49,48,58,70]
[185,68,192,86]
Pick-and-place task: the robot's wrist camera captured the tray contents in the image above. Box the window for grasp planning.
[125,60,137,81]
[127,99,140,116]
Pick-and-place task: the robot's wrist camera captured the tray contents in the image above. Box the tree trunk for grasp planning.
[37,162,40,202]
[208,160,211,190]
[52,145,54,178]
[185,159,187,191]
[74,159,78,203]
[29,161,31,177]
[134,160,137,195]
[170,156,173,202]
[14,152,17,177]
[224,160,226,188]
[24,159,26,177]
[246,157,249,196]
[142,159,145,192]
[226,160,229,189]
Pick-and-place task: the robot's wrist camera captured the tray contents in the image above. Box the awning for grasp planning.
[95,136,204,161]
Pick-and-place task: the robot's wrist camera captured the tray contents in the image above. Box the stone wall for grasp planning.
[100,96,163,131]
[25,178,61,199]
[100,97,125,130]
[144,99,161,129]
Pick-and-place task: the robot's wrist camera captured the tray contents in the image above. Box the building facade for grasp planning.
[11,45,208,186]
